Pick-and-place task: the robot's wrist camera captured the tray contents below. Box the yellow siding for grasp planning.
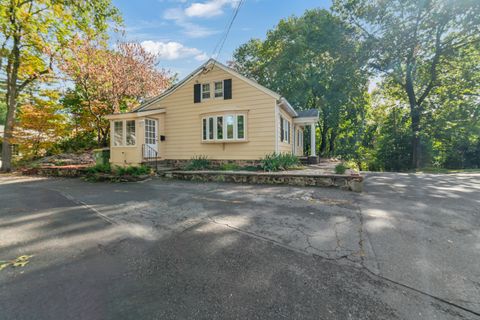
[294,127,304,156]
[278,109,294,154]
[109,119,144,166]
[144,65,277,160]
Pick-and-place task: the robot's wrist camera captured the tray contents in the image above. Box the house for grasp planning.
[105,59,319,167]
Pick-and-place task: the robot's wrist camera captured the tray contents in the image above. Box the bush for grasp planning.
[114,165,151,176]
[260,153,299,172]
[334,163,347,174]
[54,131,98,154]
[185,155,210,170]
[86,163,111,174]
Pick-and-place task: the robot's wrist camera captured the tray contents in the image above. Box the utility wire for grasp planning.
[209,0,244,68]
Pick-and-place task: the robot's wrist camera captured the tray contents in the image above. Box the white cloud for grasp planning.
[163,7,219,38]
[141,40,208,61]
[185,0,237,18]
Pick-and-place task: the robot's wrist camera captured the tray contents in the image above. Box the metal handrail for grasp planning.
[142,144,158,169]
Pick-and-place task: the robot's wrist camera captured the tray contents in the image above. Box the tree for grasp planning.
[231,9,368,156]
[61,39,172,145]
[333,0,480,168]
[13,90,68,159]
[0,0,121,171]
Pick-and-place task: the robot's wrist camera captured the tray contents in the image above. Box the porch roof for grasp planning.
[104,108,165,120]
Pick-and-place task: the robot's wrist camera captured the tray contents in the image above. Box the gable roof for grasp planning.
[135,58,282,112]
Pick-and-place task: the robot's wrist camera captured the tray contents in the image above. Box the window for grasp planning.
[280,117,290,144]
[203,118,207,140]
[201,83,210,100]
[126,120,136,146]
[226,115,234,140]
[214,81,223,98]
[208,117,214,140]
[237,115,245,139]
[202,114,246,141]
[217,116,223,139]
[114,121,123,146]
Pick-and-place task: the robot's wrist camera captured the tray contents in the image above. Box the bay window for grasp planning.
[226,115,234,140]
[202,113,246,141]
[217,116,223,139]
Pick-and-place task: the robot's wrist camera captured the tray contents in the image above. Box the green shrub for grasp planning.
[219,162,240,171]
[86,163,111,174]
[261,153,299,172]
[114,165,151,176]
[334,163,347,174]
[185,155,210,170]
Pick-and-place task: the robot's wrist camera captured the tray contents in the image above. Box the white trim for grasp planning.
[213,80,224,99]
[277,98,298,117]
[111,119,138,147]
[274,103,279,154]
[105,108,165,120]
[201,112,246,142]
[201,82,211,101]
[293,116,318,125]
[136,59,281,112]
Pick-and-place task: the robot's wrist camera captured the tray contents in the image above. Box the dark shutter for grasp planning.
[223,79,232,100]
[194,84,201,103]
[280,117,284,141]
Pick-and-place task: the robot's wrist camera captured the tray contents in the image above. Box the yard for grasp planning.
[0,173,479,319]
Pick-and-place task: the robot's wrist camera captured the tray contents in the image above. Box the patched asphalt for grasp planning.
[0,174,478,319]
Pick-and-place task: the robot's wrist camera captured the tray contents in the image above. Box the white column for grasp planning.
[310,123,316,157]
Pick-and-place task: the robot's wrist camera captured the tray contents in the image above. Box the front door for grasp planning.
[144,118,158,158]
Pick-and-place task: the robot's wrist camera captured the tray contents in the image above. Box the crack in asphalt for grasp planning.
[46,182,480,319]
[206,206,480,319]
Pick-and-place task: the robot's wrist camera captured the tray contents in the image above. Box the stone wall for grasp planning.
[160,159,262,169]
[163,171,363,192]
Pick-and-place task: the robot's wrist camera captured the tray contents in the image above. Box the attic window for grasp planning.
[201,83,210,100]
[214,81,223,98]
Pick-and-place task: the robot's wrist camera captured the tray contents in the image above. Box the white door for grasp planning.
[144,119,158,158]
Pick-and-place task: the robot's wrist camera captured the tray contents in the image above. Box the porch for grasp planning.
[105,109,165,167]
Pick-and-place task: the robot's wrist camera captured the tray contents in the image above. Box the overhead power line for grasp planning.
[210,0,244,66]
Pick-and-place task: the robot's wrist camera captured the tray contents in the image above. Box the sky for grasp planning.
[112,0,332,77]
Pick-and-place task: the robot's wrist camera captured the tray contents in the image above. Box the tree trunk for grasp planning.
[1,35,21,172]
[329,129,336,156]
[405,62,422,169]
[410,109,422,169]
[319,125,327,156]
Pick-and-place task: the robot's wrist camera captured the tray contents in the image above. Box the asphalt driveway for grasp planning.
[0,173,479,319]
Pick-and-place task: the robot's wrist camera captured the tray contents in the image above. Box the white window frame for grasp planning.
[112,120,138,147]
[126,120,136,146]
[201,83,211,100]
[214,81,224,98]
[202,113,246,142]
[281,118,290,144]
[113,121,123,146]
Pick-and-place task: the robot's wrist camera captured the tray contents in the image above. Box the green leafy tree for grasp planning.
[231,9,369,156]
[333,0,480,169]
[0,0,121,171]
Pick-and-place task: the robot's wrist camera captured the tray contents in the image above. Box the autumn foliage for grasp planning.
[60,39,172,144]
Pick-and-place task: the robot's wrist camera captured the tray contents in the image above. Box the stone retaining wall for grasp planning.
[22,166,89,177]
[160,159,261,169]
[162,170,363,192]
